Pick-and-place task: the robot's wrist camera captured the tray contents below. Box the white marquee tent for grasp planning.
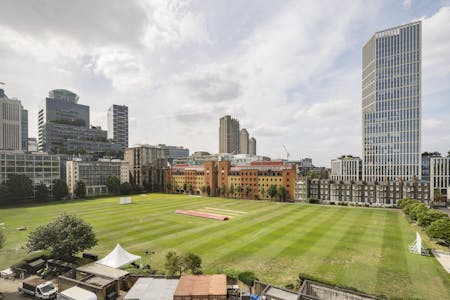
[96,244,142,268]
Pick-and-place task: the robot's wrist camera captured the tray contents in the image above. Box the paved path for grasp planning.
[436,207,450,217]
[432,249,450,274]
[0,278,28,300]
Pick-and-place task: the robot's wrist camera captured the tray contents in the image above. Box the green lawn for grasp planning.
[0,194,449,299]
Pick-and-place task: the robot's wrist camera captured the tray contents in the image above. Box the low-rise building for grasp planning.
[167,160,296,201]
[0,151,60,195]
[174,275,227,300]
[66,159,129,197]
[330,155,362,181]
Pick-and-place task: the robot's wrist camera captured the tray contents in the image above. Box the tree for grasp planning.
[237,185,242,198]
[229,185,235,198]
[200,185,206,194]
[187,184,193,194]
[268,185,278,199]
[0,184,11,204]
[53,179,68,200]
[260,187,265,200]
[165,251,203,275]
[5,174,33,201]
[220,184,226,197]
[26,214,97,260]
[206,185,211,196]
[418,210,448,227]
[434,189,442,202]
[165,251,185,276]
[307,170,317,179]
[183,183,187,193]
[403,200,421,215]
[0,231,4,249]
[278,186,286,201]
[183,253,202,274]
[74,181,86,198]
[106,175,121,195]
[166,182,172,193]
[35,183,49,202]
[120,182,133,195]
[245,186,250,198]
[426,218,450,246]
[238,271,258,286]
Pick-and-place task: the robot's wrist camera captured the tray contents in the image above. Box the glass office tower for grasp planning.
[362,21,421,182]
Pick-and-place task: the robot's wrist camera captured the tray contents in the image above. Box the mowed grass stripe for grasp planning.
[314,209,374,285]
[375,212,412,298]
[206,205,324,265]
[124,202,284,251]
[175,205,300,254]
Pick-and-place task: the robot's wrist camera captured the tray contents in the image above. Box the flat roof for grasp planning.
[264,286,299,300]
[174,275,227,296]
[61,286,96,300]
[77,262,129,280]
[124,278,179,300]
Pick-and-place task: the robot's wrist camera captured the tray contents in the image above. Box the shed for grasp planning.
[59,286,97,300]
[124,277,179,300]
[174,275,227,300]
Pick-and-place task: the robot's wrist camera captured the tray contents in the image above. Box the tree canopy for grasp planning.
[74,181,86,198]
[5,174,33,201]
[53,179,68,200]
[268,185,278,199]
[164,251,202,275]
[26,214,97,260]
[35,183,49,202]
[106,175,121,195]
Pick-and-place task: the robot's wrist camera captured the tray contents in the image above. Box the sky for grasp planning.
[0,0,449,166]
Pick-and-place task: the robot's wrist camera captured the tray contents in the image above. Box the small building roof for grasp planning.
[77,262,129,280]
[264,286,299,300]
[61,286,97,300]
[174,275,227,296]
[124,278,179,300]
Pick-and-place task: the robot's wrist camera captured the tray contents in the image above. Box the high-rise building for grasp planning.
[219,115,240,153]
[124,144,168,190]
[0,89,23,151]
[21,108,28,151]
[362,21,421,181]
[38,89,118,154]
[107,104,128,150]
[249,137,256,155]
[239,129,249,154]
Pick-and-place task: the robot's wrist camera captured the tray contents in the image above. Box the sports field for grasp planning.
[0,194,449,299]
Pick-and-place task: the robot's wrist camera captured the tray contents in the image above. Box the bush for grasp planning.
[418,210,448,227]
[403,200,421,215]
[238,271,258,287]
[398,198,416,209]
[309,199,319,204]
[409,203,427,221]
[426,219,450,246]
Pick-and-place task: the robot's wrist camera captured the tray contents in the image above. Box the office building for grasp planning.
[421,152,441,182]
[0,89,24,151]
[27,138,38,152]
[107,105,128,150]
[66,159,129,197]
[157,144,189,163]
[239,129,249,154]
[125,144,168,191]
[362,21,422,181]
[249,137,256,155]
[330,155,362,181]
[219,115,240,153]
[38,89,119,154]
[429,156,450,204]
[21,108,28,151]
[0,151,60,190]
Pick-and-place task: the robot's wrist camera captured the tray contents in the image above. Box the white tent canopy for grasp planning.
[96,244,142,268]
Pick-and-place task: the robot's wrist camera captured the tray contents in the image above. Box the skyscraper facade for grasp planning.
[219,115,240,154]
[362,21,421,182]
[239,128,249,154]
[0,89,23,151]
[249,137,256,155]
[107,104,128,150]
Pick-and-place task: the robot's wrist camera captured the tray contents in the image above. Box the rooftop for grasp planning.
[174,275,227,296]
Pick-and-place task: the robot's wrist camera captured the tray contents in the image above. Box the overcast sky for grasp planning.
[1,0,449,166]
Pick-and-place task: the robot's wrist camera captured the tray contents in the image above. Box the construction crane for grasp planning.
[282,144,290,161]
